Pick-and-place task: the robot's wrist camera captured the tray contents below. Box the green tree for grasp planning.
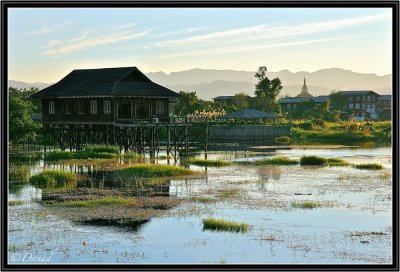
[329,90,347,111]
[254,66,283,112]
[173,91,202,116]
[9,87,40,145]
[233,92,250,110]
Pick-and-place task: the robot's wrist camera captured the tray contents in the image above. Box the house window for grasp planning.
[104,101,111,114]
[348,103,353,110]
[76,100,84,114]
[362,104,366,110]
[90,100,97,114]
[355,103,360,109]
[156,100,165,114]
[349,97,353,102]
[367,96,371,101]
[287,104,291,110]
[293,104,297,109]
[49,101,55,114]
[355,96,360,101]
[64,101,71,114]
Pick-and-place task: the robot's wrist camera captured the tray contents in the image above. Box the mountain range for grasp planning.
[9,68,391,101]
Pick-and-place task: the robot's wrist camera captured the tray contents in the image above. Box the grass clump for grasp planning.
[183,158,232,167]
[51,197,137,208]
[355,163,383,170]
[217,188,240,198]
[85,145,119,154]
[254,156,298,166]
[300,156,328,166]
[120,164,196,178]
[291,201,322,209]
[29,170,80,190]
[122,151,144,161]
[190,196,217,203]
[327,158,350,166]
[45,150,117,161]
[202,218,250,233]
[9,200,24,206]
[274,136,291,144]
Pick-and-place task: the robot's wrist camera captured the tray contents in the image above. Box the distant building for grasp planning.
[297,77,313,98]
[279,95,329,112]
[377,95,391,120]
[337,90,380,120]
[213,96,235,104]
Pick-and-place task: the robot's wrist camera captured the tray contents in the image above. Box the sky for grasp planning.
[8,7,393,83]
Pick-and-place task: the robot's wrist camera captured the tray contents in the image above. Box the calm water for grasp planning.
[8,146,393,264]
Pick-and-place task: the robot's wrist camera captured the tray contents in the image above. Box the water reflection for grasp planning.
[257,166,282,189]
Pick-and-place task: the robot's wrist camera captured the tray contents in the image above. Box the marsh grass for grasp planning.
[85,145,119,154]
[183,158,232,167]
[217,188,240,198]
[50,197,138,207]
[9,200,24,206]
[355,163,384,170]
[29,170,80,190]
[254,157,298,166]
[120,164,197,178]
[202,218,250,233]
[122,151,144,161]
[8,244,23,252]
[189,196,218,203]
[9,165,31,183]
[326,158,350,166]
[45,150,117,161]
[300,156,328,166]
[291,201,322,209]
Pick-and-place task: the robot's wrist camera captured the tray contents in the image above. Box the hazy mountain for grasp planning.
[147,68,391,100]
[9,68,391,101]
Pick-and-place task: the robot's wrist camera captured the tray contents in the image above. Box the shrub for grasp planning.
[311,119,326,128]
[254,157,298,166]
[298,121,314,130]
[120,164,196,178]
[9,200,24,206]
[291,201,321,209]
[29,170,79,189]
[326,158,350,166]
[274,136,291,144]
[300,156,328,166]
[355,163,383,170]
[202,218,250,233]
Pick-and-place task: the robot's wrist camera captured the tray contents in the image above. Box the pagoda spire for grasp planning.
[297,76,313,98]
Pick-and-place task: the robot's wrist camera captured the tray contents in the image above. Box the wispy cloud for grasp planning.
[41,28,149,56]
[27,21,74,36]
[157,13,390,47]
[160,35,357,58]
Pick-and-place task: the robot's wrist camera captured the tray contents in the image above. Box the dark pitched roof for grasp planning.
[337,90,379,96]
[31,67,179,98]
[218,109,279,119]
[378,95,392,101]
[278,95,329,104]
[214,96,235,100]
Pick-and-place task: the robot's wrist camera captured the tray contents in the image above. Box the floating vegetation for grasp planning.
[300,156,327,166]
[85,145,119,154]
[326,158,350,166]
[274,136,291,144]
[254,157,298,166]
[202,218,250,233]
[9,165,31,183]
[120,164,197,178]
[189,196,218,204]
[50,197,138,208]
[29,170,80,190]
[8,244,24,252]
[9,200,24,206]
[355,163,384,170]
[158,155,173,160]
[291,201,322,209]
[183,158,232,167]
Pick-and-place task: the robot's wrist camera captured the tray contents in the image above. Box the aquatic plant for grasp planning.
[85,145,119,154]
[202,218,250,233]
[300,156,328,166]
[120,164,196,178]
[29,170,80,190]
[217,188,240,198]
[51,197,138,208]
[45,150,117,161]
[122,151,144,160]
[326,158,350,166]
[189,196,217,203]
[355,163,383,170]
[254,157,298,166]
[182,158,232,167]
[291,201,322,209]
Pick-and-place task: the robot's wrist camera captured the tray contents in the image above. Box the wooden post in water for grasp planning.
[205,117,208,160]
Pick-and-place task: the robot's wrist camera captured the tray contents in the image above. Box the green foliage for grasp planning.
[173,91,203,116]
[9,200,24,206]
[254,66,282,112]
[326,158,350,166]
[355,163,383,170]
[29,170,79,189]
[300,156,328,166]
[254,157,298,165]
[329,90,347,111]
[120,164,196,178]
[122,151,143,160]
[202,218,250,233]
[9,87,40,145]
[299,121,314,130]
[183,158,232,167]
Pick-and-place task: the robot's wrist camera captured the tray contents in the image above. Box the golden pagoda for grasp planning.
[297,77,313,98]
